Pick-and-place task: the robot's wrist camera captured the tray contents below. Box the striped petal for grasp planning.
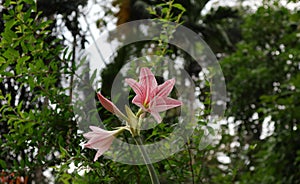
[149,97,182,113]
[156,78,175,97]
[125,78,144,97]
[139,68,157,104]
[83,126,123,161]
[149,110,162,123]
[97,93,127,121]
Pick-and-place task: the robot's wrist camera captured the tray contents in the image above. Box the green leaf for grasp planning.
[6,93,12,104]
[19,55,31,63]
[20,40,28,53]
[37,20,52,30]
[90,69,98,84]
[17,101,24,114]
[156,3,167,7]
[3,48,20,60]
[23,0,35,5]
[161,7,169,14]
[16,56,30,74]
[24,8,32,22]
[0,160,7,168]
[4,0,12,7]
[2,29,18,43]
[207,126,215,136]
[16,3,24,12]
[172,3,186,12]
[0,57,6,64]
[50,62,58,71]
[4,19,16,30]
[60,145,70,158]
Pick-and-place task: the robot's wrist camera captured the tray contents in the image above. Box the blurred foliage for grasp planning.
[220,2,300,183]
[0,0,82,182]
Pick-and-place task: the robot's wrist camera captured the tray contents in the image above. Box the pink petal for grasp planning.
[97,93,127,120]
[83,132,114,148]
[83,127,118,141]
[156,78,175,97]
[93,137,115,161]
[139,68,157,103]
[89,126,110,134]
[94,150,105,161]
[139,68,157,88]
[83,129,106,140]
[132,95,148,111]
[83,126,124,161]
[150,111,162,123]
[94,148,107,161]
[85,135,114,149]
[149,97,182,112]
[125,78,144,97]
[132,95,142,104]
[83,132,99,139]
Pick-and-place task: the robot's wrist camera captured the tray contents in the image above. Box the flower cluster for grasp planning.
[83,67,182,161]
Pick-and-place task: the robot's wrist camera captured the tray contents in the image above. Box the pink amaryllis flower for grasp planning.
[125,67,182,123]
[83,94,136,161]
[83,126,125,161]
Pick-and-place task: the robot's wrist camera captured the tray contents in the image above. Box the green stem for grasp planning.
[134,136,160,184]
